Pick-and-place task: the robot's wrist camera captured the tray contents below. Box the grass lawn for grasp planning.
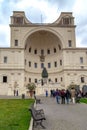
[80,98,87,104]
[0,99,34,130]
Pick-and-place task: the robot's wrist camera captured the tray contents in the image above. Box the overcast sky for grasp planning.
[0,0,87,47]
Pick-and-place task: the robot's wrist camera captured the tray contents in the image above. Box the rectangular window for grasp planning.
[29,47,31,53]
[29,61,31,67]
[54,48,56,53]
[4,56,7,63]
[29,78,31,82]
[34,49,37,54]
[61,77,63,82]
[68,40,72,47]
[3,76,7,83]
[34,63,37,68]
[25,59,26,65]
[15,40,18,46]
[54,61,57,67]
[63,18,69,24]
[14,17,23,24]
[41,49,44,55]
[60,60,62,66]
[55,78,57,83]
[41,63,44,68]
[47,49,50,54]
[35,79,37,83]
[48,63,51,68]
[81,77,84,83]
[48,78,51,82]
[80,57,83,64]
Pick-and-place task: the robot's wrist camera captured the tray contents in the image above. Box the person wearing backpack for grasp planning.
[61,89,65,104]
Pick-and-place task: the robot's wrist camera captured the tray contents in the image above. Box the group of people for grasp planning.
[49,88,82,104]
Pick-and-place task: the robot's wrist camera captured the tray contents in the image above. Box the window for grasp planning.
[81,77,84,83]
[34,49,37,54]
[54,48,56,53]
[60,60,62,66]
[41,49,44,55]
[63,18,70,24]
[47,49,50,54]
[25,44,27,50]
[35,79,37,83]
[4,56,7,63]
[55,78,57,83]
[29,61,31,67]
[68,40,72,47]
[58,45,61,50]
[48,79,51,82]
[41,63,44,68]
[14,17,23,24]
[34,63,37,68]
[61,77,63,82]
[80,57,83,64]
[25,59,26,65]
[54,61,57,67]
[48,63,51,68]
[29,47,31,53]
[29,78,31,82]
[3,76,7,83]
[15,40,18,46]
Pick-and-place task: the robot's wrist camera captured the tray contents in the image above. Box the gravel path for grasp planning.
[33,96,87,130]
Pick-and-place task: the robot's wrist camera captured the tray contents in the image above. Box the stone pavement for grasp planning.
[33,96,87,130]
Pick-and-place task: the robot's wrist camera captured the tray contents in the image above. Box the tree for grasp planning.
[68,83,79,90]
[26,83,36,97]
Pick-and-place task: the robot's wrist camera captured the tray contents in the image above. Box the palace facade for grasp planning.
[0,11,87,95]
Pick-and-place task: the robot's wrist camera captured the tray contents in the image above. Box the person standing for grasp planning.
[55,89,60,104]
[45,90,48,97]
[70,88,76,104]
[65,89,71,104]
[61,89,65,104]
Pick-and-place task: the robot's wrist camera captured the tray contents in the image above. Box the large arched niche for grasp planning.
[24,29,63,74]
[23,27,64,49]
[25,30,62,53]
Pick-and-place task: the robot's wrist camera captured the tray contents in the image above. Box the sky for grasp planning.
[0,0,87,47]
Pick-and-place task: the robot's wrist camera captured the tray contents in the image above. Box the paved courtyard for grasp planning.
[33,96,87,130]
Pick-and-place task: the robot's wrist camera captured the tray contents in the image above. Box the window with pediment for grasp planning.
[63,17,72,25]
[14,17,23,24]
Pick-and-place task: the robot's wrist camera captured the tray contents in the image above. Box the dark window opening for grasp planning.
[54,48,56,53]
[47,49,50,54]
[29,78,31,82]
[41,63,44,68]
[80,57,83,64]
[48,63,51,68]
[34,63,37,68]
[81,77,84,83]
[41,49,44,55]
[68,40,72,47]
[25,59,26,65]
[35,79,37,83]
[29,47,31,53]
[60,60,62,66]
[61,77,63,82]
[4,56,7,63]
[34,49,37,54]
[3,76,7,83]
[55,78,57,83]
[54,61,57,67]
[15,40,18,46]
[58,45,61,50]
[29,61,31,67]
